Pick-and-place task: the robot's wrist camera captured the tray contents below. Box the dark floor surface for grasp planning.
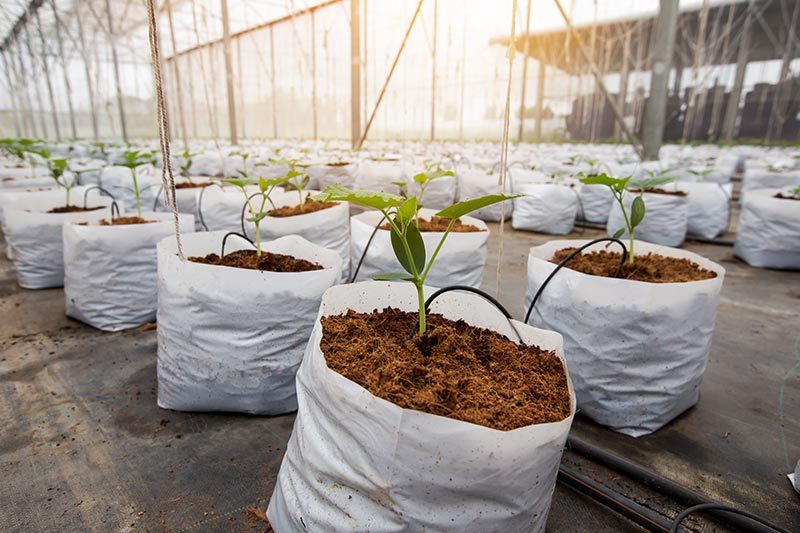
[0,224,798,532]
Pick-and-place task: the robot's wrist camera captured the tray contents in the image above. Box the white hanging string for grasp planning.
[495,0,518,298]
[145,0,185,261]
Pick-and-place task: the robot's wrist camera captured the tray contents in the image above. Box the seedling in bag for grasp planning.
[178,150,200,179]
[315,184,518,335]
[268,158,308,204]
[120,150,155,217]
[28,147,77,207]
[412,166,454,209]
[578,172,676,265]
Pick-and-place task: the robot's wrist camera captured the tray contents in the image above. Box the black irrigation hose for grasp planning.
[410,285,523,342]
[568,436,789,533]
[669,503,791,533]
[196,182,227,231]
[349,215,387,283]
[110,201,120,219]
[220,231,255,258]
[81,185,116,208]
[524,238,627,324]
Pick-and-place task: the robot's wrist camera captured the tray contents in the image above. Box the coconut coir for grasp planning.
[268,196,337,217]
[380,215,482,233]
[98,216,155,225]
[189,249,323,272]
[47,205,104,214]
[628,188,687,197]
[551,248,717,283]
[321,308,571,430]
[174,182,212,189]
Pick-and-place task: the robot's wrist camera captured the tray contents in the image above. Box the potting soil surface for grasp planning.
[0,222,797,532]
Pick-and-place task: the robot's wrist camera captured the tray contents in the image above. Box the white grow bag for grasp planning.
[607,191,688,247]
[579,183,613,223]
[157,232,341,414]
[4,194,116,289]
[196,184,263,232]
[63,213,195,331]
[268,281,575,532]
[99,165,161,214]
[0,167,52,189]
[305,162,358,191]
[678,181,732,239]
[153,180,214,231]
[512,182,580,235]
[354,159,404,193]
[456,168,512,221]
[734,189,800,269]
[350,208,489,287]
[525,239,725,436]
[251,191,351,279]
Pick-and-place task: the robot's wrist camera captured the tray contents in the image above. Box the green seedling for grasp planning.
[578,172,676,265]
[268,158,309,204]
[230,151,255,179]
[120,150,155,217]
[315,184,519,336]
[412,167,454,209]
[178,150,200,178]
[221,174,294,256]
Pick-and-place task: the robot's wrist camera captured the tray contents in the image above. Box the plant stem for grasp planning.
[255,222,261,257]
[420,219,457,282]
[132,169,141,217]
[66,186,71,206]
[616,192,635,265]
[416,282,426,335]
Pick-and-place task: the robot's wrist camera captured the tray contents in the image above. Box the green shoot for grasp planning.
[179,150,199,179]
[269,158,308,204]
[315,184,519,336]
[412,167,454,209]
[119,150,155,217]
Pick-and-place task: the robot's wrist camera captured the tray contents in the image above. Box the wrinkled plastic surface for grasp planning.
[607,191,688,247]
[525,240,724,437]
[196,184,263,232]
[4,193,115,288]
[456,168,512,221]
[63,213,195,331]
[578,184,613,223]
[734,189,800,269]
[268,281,575,532]
[678,181,732,239]
[306,162,358,190]
[99,165,161,214]
[157,232,341,414]
[349,208,489,287]
[512,182,580,234]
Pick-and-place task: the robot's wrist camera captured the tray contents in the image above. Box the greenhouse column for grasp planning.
[518,0,532,142]
[104,0,128,143]
[642,0,679,160]
[721,1,752,141]
[350,0,361,149]
[76,0,99,139]
[220,0,238,144]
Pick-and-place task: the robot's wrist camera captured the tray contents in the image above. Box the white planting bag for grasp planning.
[268,281,575,532]
[4,194,116,289]
[157,232,341,414]
[742,165,800,200]
[678,181,732,239]
[63,213,195,331]
[196,184,262,232]
[350,208,489,287]
[525,239,724,436]
[404,163,457,209]
[512,182,580,235]
[354,159,404,193]
[252,191,350,279]
[579,183,613,223]
[99,165,161,214]
[607,191,688,247]
[0,167,52,189]
[305,162,358,190]
[153,180,213,231]
[734,189,800,269]
[456,168,512,221]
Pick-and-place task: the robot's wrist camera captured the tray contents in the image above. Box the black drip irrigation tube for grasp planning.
[349,214,387,284]
[196,182,227,231]
[219,231,256,258]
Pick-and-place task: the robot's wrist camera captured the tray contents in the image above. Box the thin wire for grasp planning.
[495,0,518,298]
[146,0,184,261]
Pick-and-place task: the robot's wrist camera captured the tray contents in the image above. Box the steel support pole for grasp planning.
[721,1,753,141]
[15,37,37,137]
[2,50,22,137]
[104,0,128,143]
[350,0,362,149]
[23,20,49,139]
[430,0,438,141]
[641,0,679,160]
[75,0,98,139]
[311,9,318,139]
[534,59,545,141]
[220,0,238,144]
[518,0,532,141]
[458,2,466,139]
[166,0,188,149]
[35,9,61,140]
[236,38,246,138]
[269,26,278,139]
[615,28,631,139]
[767,0,800,141]
[50,0,77,138]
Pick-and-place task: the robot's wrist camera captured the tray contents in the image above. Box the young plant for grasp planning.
[221,174,293,256]
[30,147,76,206]
[230,151,254,179]
[315,184,519,336]
[178,150,200,179]
[411,167,454,209]
[119,150,155,217]
[269,158,308,204]
[578,173,676,265]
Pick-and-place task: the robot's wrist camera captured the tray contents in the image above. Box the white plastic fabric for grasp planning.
[678,181,732,239]
[4,194,115,288]
[0,166,52,189]
[607,191,688,247]
[196,184,262,232]
[404,163,457,209]
[350,208,489,287]
[525,239,725,436]
[741,164,800,201]
[512,182,580,235]
[354,159,404,193]
[305,162,358,190]
[579,183,613,223]
[157,232,342,414]
[252,191,351,279]
[456,168,512,221]
[63,213,195,331]
[153,180,213,231]
[268,281,575,532]
[99,165,161,214]
[734,189,800,269]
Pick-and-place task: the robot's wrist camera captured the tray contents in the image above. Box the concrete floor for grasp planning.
[1,223,798,532]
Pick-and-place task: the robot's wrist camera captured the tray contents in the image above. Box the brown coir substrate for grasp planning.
[321,308,571,430]
[189,249,323,273]
[174,182,212,189]
[47,205,104,213]
[380,215,482,233]
[268,197,337,217]
[98,216,155,225]
[551,248,717,283]
[628,188,687,197]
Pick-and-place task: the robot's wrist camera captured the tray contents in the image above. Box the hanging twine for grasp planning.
[145,0,185,261]
[495,0,518,297]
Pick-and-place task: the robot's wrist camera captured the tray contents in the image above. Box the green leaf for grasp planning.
[612,228,626,239]
[396,197,418,225]
[372,272,414,281]
[413,167,454,184]
[390,219,425,276]
[247,213,268,223]
[578,172,630,191]
[629,175,677,191]
[313,184,404,211]
[630,195,645,228]
[435,193,521,220]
